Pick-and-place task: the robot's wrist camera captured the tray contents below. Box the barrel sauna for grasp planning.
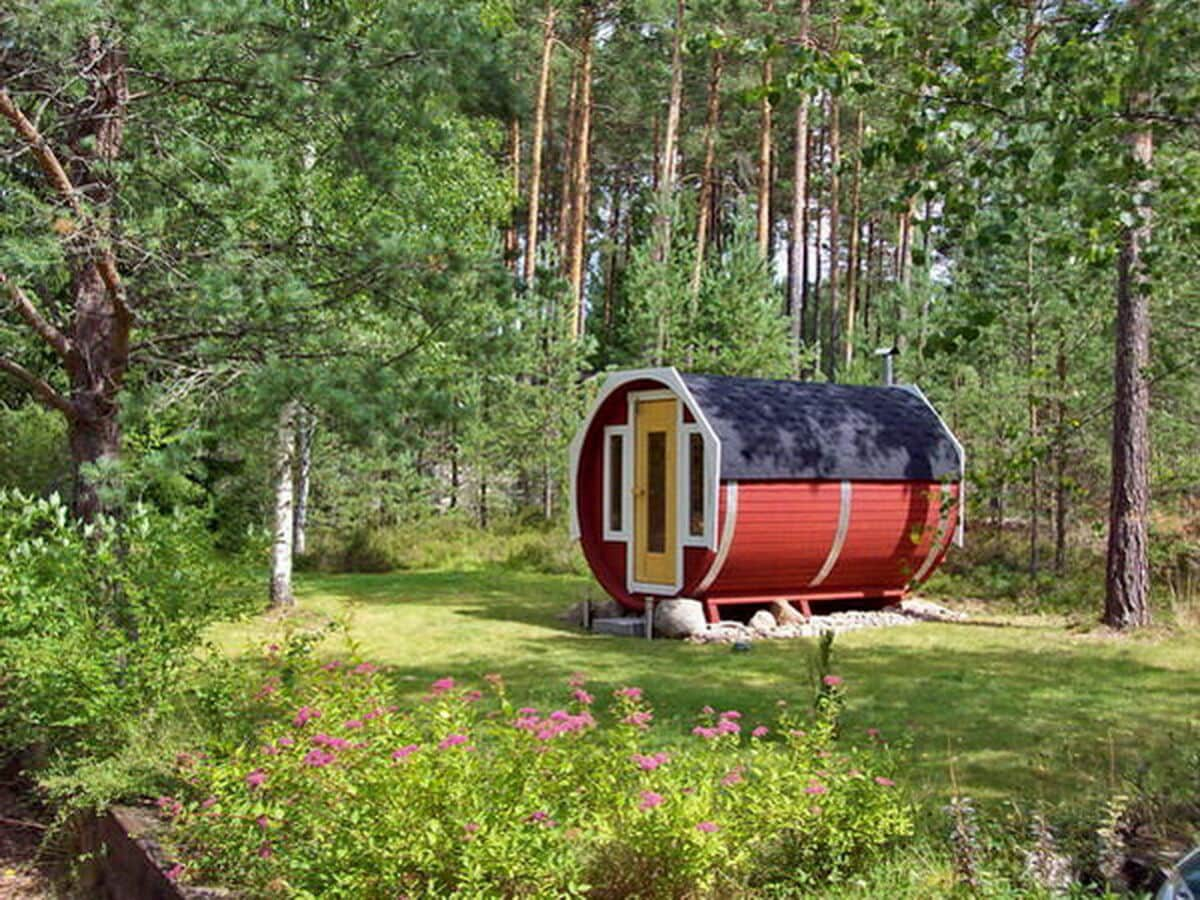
[568,368,964,622]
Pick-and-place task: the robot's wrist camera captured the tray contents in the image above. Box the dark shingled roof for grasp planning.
[679,373,962,482]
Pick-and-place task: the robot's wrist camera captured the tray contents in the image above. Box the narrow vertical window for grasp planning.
[688,432,705,538]
[647,432,667,552]
[607,432,624,534]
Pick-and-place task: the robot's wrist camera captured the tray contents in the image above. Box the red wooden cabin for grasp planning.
[568,368,965,623]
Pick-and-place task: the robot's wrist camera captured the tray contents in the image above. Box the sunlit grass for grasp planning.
[214,566,1200,807]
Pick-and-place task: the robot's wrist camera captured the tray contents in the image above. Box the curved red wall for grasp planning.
[704,480,959,603]
[574,379,960,617]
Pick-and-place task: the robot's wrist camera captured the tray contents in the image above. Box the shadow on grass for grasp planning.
[287,567,1200,804]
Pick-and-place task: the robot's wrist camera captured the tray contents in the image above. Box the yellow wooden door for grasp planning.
[634,398,677,585]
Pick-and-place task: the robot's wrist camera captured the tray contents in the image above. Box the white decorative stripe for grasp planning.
[911,485,954,586]
[694,483,738,595]
[809,480,853,587]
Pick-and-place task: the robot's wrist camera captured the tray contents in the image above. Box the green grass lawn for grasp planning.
[216,566,1200,809]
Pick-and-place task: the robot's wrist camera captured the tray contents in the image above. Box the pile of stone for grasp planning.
[562,594,965,642]
[687,596,967,643]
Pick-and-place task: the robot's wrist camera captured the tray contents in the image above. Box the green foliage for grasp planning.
[170,654,911,897]
[302,515,586,576]
[614,210,792,377]
[0,403,70,495]
[0,490,259,808]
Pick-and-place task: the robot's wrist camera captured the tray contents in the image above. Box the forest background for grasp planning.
[1,0,1198,623]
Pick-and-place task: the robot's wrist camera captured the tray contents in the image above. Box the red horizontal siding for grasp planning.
[708,480,960,600]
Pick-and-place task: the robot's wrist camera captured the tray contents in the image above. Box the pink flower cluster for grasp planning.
[638,790,664,811]
[692,709,742,739]
[527,810,558,827]
[312,733,353,751]
[293,706,320,727]
[438,733,470,750]
[391,744,420,761]
[572,688,594,705]
[614,686,642,700]
[630,751,670,771]
[303,748,337,767]
[513,709,596,741]
[622,710,653,729]
[695,820,720,833]
[805,780,828,795]
[822,674,843,687]
[720,766,745,787]
[245,769,267,789]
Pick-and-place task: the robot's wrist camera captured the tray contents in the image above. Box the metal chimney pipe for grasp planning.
[873,346,898,386]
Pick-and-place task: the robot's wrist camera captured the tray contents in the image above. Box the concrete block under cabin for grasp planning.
[568,367,965,625]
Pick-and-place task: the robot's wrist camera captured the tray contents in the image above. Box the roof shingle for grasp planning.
[680,373,962,482]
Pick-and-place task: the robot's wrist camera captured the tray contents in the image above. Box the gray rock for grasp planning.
[900,597,968,622]
[749,610,777,635]
[653,598,707,638]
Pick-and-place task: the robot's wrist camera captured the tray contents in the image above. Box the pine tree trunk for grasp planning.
[1104,56,1154,629]
[558,67,579,266]
[1026,236,1040,577]
[826,93,840,377]
[756,0,776,260]
[270,402,299,608]
[808,124,822,365]
[567,8,594,337]
[604,176,624,330]
[691,50,724,306]
[505,119,521,270]
[450,432,460,510]
[844,108,863,367]
[524,3,557,286]
[37,37,131,522]
[655,0,686,264]
[1054,338,1068,575]
[293,409,314,557]
[863,217,875,340]
[788,0,811,378]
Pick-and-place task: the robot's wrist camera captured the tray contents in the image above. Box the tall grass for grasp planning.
[300,515,587,576]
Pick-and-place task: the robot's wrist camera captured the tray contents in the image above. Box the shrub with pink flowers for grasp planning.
[168,655,911,898]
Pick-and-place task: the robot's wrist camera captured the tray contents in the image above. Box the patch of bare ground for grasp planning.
[0,765,53,899]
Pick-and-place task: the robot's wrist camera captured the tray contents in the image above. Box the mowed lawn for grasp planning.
[216,567,1200,807]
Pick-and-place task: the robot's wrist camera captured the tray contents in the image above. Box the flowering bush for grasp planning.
[0,490,258,809]
[169,654,911,898]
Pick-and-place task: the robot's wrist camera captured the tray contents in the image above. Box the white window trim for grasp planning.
[678,422,714,547]
[601,425,632,541]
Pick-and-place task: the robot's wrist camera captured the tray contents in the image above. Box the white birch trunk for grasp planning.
[270,401,299,608]
[293,409,314,557]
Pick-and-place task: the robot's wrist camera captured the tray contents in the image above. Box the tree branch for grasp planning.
[0,271,71,360]
[0,356,74,418]
[0,88,132,322]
